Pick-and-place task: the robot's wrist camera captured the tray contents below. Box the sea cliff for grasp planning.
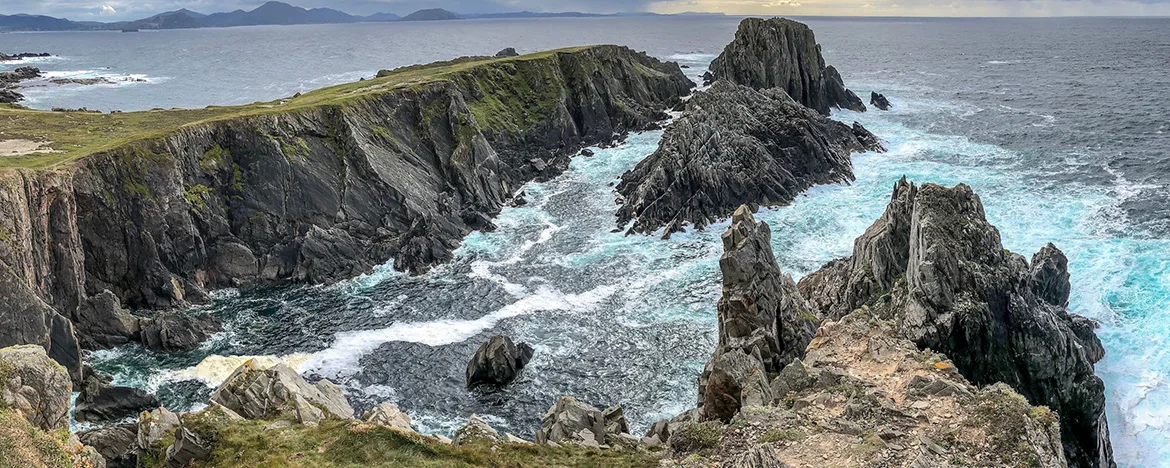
[0,45,694,380]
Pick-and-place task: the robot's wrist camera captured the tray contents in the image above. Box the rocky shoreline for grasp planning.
[0,18,1116,468]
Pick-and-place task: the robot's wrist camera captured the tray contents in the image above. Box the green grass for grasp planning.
[0,46,598,170]
[0,408,74,468]
[142,416,658,468]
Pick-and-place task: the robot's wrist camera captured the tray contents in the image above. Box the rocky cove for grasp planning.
[0,18,1119,468]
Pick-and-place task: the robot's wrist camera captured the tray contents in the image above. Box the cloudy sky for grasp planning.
[6,0,1170,21]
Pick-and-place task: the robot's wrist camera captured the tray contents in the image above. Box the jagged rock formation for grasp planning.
[533,396,636,448]
[0,345,72,431]
[0,46,693,381]
[664,312,1069,467]
[616,80,882,236]
[79,424,139,468]
[0,66,41,103]
[465,334,534,389]
[696,207,818,423]
[871,91,892,110]
[798,178,1113,467]
[706,18,866,115]
[211,360,354,424]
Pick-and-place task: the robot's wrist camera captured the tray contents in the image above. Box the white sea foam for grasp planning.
[303,284,618,378]
[160,353,316,388]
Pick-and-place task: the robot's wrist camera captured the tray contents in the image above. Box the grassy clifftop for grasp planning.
[0,46,629,169]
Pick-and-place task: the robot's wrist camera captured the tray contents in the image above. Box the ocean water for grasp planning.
[4,16,1168,467]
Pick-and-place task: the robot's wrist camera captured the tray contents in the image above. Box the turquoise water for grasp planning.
[63,19,1170,465]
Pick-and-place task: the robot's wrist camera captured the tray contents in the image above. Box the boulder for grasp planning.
[495,47,519,57]
[797,178,1113,467]
[616,81,882,236]
[871,92,892,110]
[362,402,413,431]
[73,373,160,423]
[210,360,353,424]
[139,313,222,352]
[78,424,139,468]
[706,18,865,115]
[138,407,180,450]
[534,396,630,447]
[165,426,212,468]
[452,414,505,446]
[0,345,73,431]
[465,335,535,389]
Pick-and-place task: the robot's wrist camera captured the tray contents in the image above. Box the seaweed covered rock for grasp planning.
[616,81,881,236]
[210,360,353,424]
[465,335,535,389]
[706,18,865,115]
[798,178,1113,467]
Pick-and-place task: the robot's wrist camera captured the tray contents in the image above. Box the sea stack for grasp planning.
[706,17,867,114]
[466,335,535,389]
[871,91,892,110]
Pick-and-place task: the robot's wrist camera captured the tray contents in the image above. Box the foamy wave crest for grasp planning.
[303,284,617,378]
[158,353,316,388]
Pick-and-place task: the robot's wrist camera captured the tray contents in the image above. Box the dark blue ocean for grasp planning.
[3,16,1167,467]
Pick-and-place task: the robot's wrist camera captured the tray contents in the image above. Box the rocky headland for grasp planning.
[617,17,882,236]
[0,45,694,382]
[616,80,882,236]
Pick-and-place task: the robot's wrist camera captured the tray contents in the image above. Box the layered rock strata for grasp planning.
[616,81,881,236]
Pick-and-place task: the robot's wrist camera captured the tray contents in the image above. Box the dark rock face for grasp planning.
[0,66,41,103]
[73,289,141,349]
[697,207,816,422]
[78,424,139,468]
[495,47,519,57]
[74,373,161,423]
[871,92,892,110]
[797,178,1114,468]
[0,46,693,382]
[616,80,882,236]
[465,335,534,389]
[706,17,865,115]
[139,313,222,352]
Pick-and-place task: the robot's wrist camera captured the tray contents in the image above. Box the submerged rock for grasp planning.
[706,18,866,115]
[798,178,1113,467]
[465,335,535,389]
[211,360,353,424]
[871,91,892,110]
[616,81,882,236]
[0,345,73,431]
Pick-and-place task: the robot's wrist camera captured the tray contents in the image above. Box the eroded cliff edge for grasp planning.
[0,45,694,379]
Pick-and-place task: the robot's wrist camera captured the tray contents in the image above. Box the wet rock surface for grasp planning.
[871,91,892,110]
[465,335,534,389]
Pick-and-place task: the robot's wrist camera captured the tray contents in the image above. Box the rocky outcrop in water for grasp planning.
[0,66,41,103]
[616,80,882,236]
[0,46,693,384]
[465,335,534,389]
[495,47,519,57]
[706,18,866,115]
[797,178,1113,467]
[871,91,892,110]
[0,53,51,61]
[74,371,161,423]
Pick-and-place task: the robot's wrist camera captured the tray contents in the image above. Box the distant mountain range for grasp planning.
[0,1,724,32]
